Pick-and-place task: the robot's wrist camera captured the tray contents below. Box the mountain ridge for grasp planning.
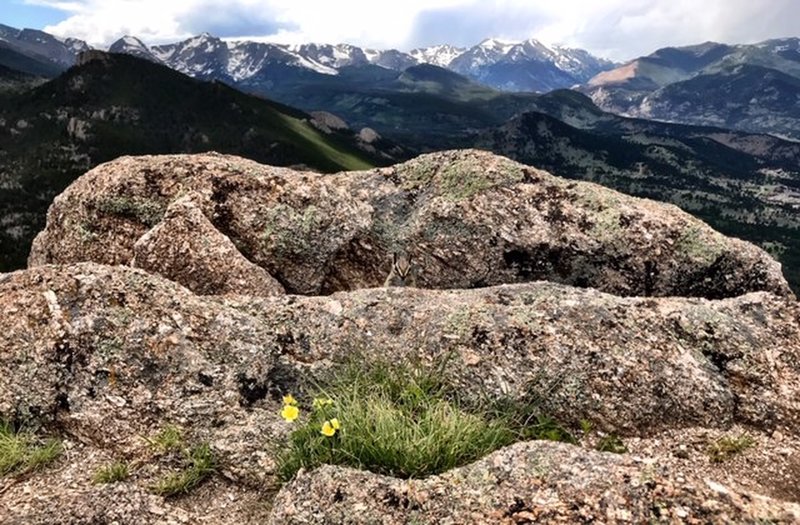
[0,23,617,92]
[584,38,800,138]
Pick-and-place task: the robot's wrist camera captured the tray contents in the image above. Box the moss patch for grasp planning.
[261,203,323,257]
[96,195,165,227]
[707,433,754,462]
[675,223,727,264]
[398,154,525,200]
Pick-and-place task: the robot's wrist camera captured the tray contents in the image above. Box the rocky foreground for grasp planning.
[2,150,799,523]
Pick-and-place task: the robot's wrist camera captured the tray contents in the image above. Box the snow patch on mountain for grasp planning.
[409,45,465,68]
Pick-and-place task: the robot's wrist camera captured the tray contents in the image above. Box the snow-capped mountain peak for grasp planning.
[109,35,151,56]
[409,44,465,68]
[108,36,158,64]
[291,43,368,68]
[478,37,515,51]
[184,33,223,52]
[64,37,91,54]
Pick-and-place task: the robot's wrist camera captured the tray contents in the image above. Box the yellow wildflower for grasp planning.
[321,419,339,437]
[281,404,300,422]
[282,394,298,406]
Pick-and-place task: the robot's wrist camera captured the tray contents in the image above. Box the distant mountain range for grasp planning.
[0,23,88,70]
[584,38,800,139]
[0,23,615,92]
[4,22,800,138]
[108,33,616,93]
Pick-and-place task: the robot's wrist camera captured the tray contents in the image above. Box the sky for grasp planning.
[3,0,800,61]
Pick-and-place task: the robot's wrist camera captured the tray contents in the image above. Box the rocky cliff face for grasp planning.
[3,150,799,523]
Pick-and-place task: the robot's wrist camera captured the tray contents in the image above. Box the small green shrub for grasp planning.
[149,424,183,453]
[707,433,754,463]
[597,433,627,454]
[277,360,574,482]
[153,444,216,497]
[93,461,130,484]
[0,422,62,476]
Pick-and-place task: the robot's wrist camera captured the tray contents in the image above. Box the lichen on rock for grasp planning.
[268,440,800,524]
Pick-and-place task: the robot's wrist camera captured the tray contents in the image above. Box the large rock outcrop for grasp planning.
[3,263,799,440]
[7,150,800,523]
[1,263,799,523]
[269,440,800,524]
[28,150,792,298]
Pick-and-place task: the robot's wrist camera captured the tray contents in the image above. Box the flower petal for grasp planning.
[321,421,336,436]
[282,394,298,406]
[281,405,300,422]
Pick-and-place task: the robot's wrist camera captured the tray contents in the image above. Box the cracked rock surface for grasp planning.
[1,263,799,523]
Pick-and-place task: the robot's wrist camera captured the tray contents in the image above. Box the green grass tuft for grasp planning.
[149,424,183,453]
[0,422,62,476]
[277,360,573,482]
[596,433,627,454]
[482,395,576,445]
[93,461,130,484]
[707,433,754,463]
[153,443,216,497]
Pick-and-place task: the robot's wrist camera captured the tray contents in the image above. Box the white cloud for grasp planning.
[36,0,464,48]
[37,0,195,44]
[407,0,800,60]
[29,0,800,60]
[566,0,800,59]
